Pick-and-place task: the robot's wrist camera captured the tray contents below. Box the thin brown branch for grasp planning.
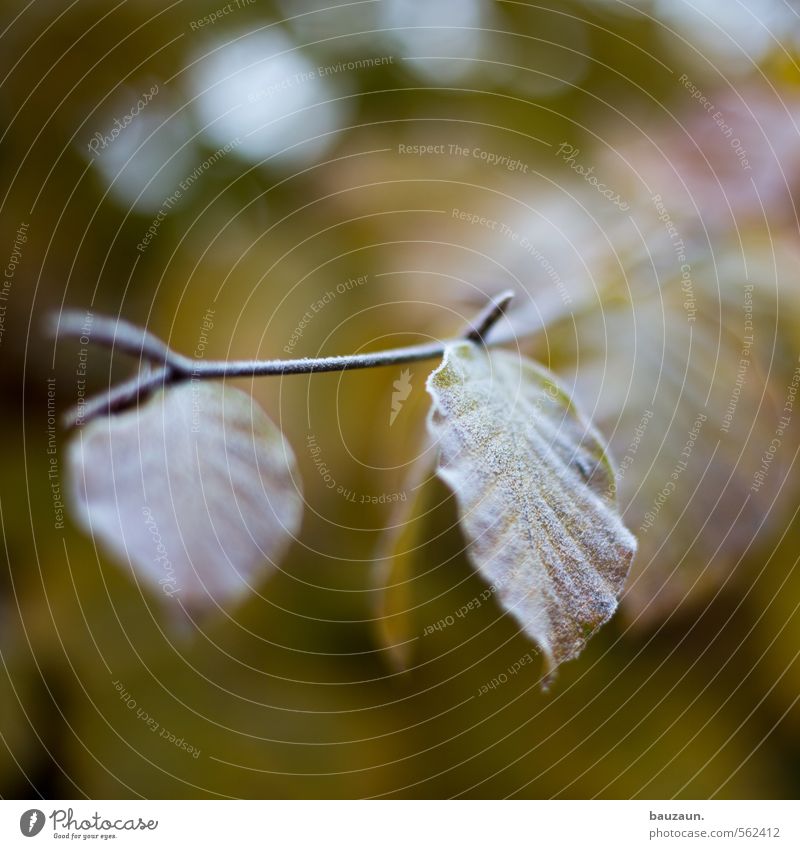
[51,290,516,429]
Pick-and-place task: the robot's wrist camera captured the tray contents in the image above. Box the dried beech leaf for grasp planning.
[426,342,636,683]
[67,382,302,612]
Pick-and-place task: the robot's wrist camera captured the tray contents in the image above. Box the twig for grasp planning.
[463,290,514,344]
[47,312,188,370]
[51,290,516,429]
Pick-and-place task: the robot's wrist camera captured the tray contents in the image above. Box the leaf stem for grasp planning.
[51,290,516,428]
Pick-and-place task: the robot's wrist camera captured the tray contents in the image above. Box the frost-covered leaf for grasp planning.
[426,342,636,683]
[67,382,302,612]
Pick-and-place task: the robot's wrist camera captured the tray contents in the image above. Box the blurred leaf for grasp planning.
[66,383,302,614]
[373,458,438,673]
[426,342,636,684]
[537,276,788,625]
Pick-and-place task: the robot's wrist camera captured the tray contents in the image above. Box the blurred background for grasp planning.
[2,0,800,798]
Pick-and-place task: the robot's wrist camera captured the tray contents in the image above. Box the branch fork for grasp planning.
[49,291,516,429]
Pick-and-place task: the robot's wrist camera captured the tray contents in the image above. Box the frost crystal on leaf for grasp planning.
[426,342,636,686]
[67,383,302,613]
